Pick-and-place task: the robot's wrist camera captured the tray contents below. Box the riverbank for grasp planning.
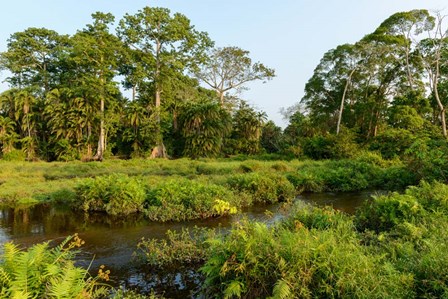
[0,156,413,219]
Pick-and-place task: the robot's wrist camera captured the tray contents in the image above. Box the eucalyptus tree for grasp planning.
[364,9,434,92]
[195,46,275,108]
[117,6,213,158]
[417,12,448,137]
[70,12,123,160]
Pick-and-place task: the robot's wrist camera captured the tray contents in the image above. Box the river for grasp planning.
[0,191,375,297]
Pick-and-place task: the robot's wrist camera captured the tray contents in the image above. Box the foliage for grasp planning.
[200,216,413,298]
[288,159,387,192]
[145,178,237,221]
[75,173,146,216]
[226,172,295,204]
[179,100,231,158]
[1,148,26,161]
[136,227,216,267]
[0,234,110,298]
[404,138,448,182]
[369,128,417,159]
[199,181,448,298]
[302,130,359,160]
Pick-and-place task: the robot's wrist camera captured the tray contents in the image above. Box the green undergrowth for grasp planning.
[0,156,417,221]
[137,181,448,298]
[0,234,167,299]
[0,234,110,298]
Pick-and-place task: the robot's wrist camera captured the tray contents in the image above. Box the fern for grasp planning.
[224,280,245,299]
[47,264,86,299]
[0,235,111,298]
[270,279,292,299]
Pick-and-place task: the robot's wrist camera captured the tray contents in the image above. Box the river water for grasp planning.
[0,191,374,297]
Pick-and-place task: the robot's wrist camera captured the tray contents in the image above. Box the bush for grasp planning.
[355,192,425,233]
[1,149,26,161]
[136,227,216,267]
[226,172,295,204]
[406,181,448,214]
[75,174,146,216]
[145,178,237,221]
[290,160,384,192]
[302,130,359,160]
[200,218,413,298]
[369,128,417,159]
[282,201,352,231]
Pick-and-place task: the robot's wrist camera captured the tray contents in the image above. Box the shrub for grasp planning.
[136,227,216,267]
[1,149,26,161]
[369,128,416,159]
[226,172,295,204]
[302,130,359,160]
[200,219,413,298]
[406,180,448,214]
[291,160,384,192]
[355,192,425,233]
[75,174,146,216]
[282,201,352,231]
[145,178,237,221]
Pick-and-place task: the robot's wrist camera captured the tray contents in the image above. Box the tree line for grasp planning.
[276,9,448,161]
[0,7,274,161]
[296,9,447,140]
[2,8,447,162]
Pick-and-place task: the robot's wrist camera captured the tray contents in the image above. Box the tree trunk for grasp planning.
[219,91,224,107]
[150,35,168,158]
[433,62,447,138]
[441,109,447,138]
[336,69,355,135]
[93,96,105,161]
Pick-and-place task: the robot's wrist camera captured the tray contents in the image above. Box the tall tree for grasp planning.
[364,9,434,91]
[70,12,123,160]
[195,46,275,107]
[117,6,213,158]
[417,12,448,137]
[0,27,69,95]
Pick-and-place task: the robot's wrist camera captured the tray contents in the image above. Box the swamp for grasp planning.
[1,4,448,299]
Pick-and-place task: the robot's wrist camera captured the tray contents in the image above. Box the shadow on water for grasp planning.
[0,191,379,297]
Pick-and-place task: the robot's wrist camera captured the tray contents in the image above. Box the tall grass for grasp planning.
[197,181,448,298]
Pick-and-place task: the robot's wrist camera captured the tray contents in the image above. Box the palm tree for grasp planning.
[179,100,231,158]
[0,116,18,154]
[231,101,267,154]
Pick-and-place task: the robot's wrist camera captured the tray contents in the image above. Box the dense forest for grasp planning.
[0,7,274,161]
[1,8,448,164]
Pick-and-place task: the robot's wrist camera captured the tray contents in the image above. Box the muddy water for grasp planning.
[0,191,375,297]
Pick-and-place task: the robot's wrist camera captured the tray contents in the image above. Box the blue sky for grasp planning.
[0,1,447,127]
